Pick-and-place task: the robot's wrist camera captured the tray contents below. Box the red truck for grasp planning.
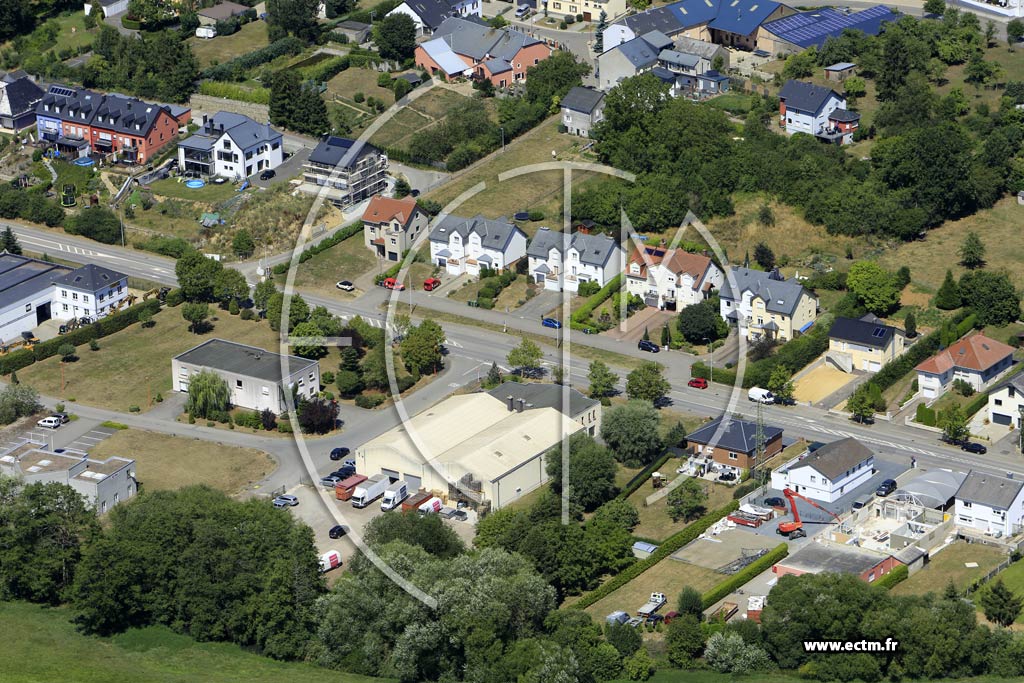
[335,474,367,501]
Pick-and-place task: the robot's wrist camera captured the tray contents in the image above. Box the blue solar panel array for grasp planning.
[763,5,899,49]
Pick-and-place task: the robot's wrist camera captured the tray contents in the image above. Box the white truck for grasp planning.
[637,592,667,618]
[381,480,409,511]
[418,496,443,515]
[318,550,342,573]
[351,473,389,508]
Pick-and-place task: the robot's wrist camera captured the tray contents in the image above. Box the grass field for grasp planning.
[369,88,480,149]
[0,601,383,683]
[582,556,723,620]
[280,231,380,296]
[980,558,1024,623]
[188,21,271,68]
[146,177,241,203]
[628,478,733,542]
[18,308,282,412]
[892,542,1007,597]
[90,429,274,494]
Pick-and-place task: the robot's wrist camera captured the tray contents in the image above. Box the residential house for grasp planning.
[824,62,857,81]
[172,339,321,413]
[197,1,251,24]
[773,542,903,583]
[696,69,730,95]
[388,0,481,35]
[778,79,860,144]
[987,373,1024,431]
[52,263,129,322]
[525,227,622,293]
[560,86,605,137]
[686,415,783,475]
[0,73,44,132]
[673,36,729,71]
[915,333,1014,399]
[83,0,130,19]
[770,437,875,503]
[35,85,189,163]
[429,214,527,276]
[334,20,372,44]
[416,17,552,87]
[602,0,794,52]
[301,136,389,207]
[759,6,899,56]
[827,314,905,373]
[178,112,283,179]
[548,0,627,23]
[624,245,722,311]
[0,440,137,515]
[954,471,1024,538]
[0,253,72,344]
[358,390,585,510]
[718,267,818,341]
[596,30,672,91]
[362,195,428,261]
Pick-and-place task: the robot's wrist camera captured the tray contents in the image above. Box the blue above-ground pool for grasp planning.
[186,179,206,189]
[72,157,94,167]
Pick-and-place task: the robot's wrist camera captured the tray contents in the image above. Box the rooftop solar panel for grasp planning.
[764,5,897,47]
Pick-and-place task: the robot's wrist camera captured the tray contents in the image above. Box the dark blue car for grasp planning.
[541,317,562,329]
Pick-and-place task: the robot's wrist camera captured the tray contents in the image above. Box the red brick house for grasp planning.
[416,17,552,88]
[685,415,783,475]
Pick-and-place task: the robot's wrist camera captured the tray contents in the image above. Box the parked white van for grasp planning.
[748,387,774,404]
[36,416,61,429]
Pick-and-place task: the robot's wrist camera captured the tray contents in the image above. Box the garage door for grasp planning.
[381,468,400,482]
[868,361,881,372]
[993,412,1013,426]
[922,387,936,399]
[404,474,422,491]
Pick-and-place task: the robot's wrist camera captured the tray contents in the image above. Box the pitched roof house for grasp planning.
[597,30,672,91]
[954,471,1024,538]
[986,373,1024,430]
[560,86,605,138]
[687,415,784,473]
[416,17,552,87]
[526,228,622,293]
[771,437,875,503]
[361,195,428,262]
[624,245,723,311]
[178,111,283,179]
[827,314,905,373]
[388,0,481,34]
[719,267,818,341]
[0,75,44,132]
[916,333,1014,399]
[302,136,389,207]
[429,214,527,277]
[778,79,859,144]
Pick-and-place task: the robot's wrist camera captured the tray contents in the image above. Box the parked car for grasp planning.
[336,280,355,291]
[273,494,299,507]
[764,496,786,509]
[515,3,531,18]
[875,479,897,497]
[36,416,61,430]
[329,525,348,539]
[382,277,405,291]
[320,475,342,488]
[330,447,351,461]
[646,613,665,625]
[638,339,660,353]
[331,466,356,479]
[687,378,708,389]
[748,387,774,404]
[52,412,70,424]
[962,442,988,454]
[626,617,644,628]
[606,611,630,626]
[450,509,468,521]
[541,317,562,329]
[775,396,797,406]
[940,434,965,446]
[259,169,276,181]
[423,278,441,291]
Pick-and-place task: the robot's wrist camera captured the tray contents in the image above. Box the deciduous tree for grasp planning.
[545,433,618,511]
[508,337,543,376]
[601,400,664,466]
[374,14,417,61]
[182,302,210,334]
[625,361,670,403]
[667,477,707,521]
[587,360,617,398]
[959,270,1021,325]
[175,251,222,302]
[846,261,900,315]
[185,369,230,418]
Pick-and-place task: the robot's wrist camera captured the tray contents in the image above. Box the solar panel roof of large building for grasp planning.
[762,5,899,49]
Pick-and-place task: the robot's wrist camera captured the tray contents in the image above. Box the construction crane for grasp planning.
[776,488,841,539]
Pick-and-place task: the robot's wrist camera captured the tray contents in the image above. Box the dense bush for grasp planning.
[916,403,937,426]
[874,564,909,589]
[203,36,305,81]
[134,235,193,258]
[571,274,622,331]
[354,393,386,408]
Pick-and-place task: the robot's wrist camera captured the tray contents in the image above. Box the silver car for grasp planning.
[273,494,299,508]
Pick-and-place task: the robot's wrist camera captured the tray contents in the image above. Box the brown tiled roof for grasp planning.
[362,195,419,227]
[915,333,1014,375]
[626,245,711,289]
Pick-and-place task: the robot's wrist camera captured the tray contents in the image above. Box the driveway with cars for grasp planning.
[251,147,311,189]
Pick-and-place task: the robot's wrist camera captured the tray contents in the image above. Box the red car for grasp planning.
[423,278,441,291]
[687,377,708,389]
[382,277,405,291]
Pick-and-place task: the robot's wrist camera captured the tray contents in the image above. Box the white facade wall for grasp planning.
[0,289,54,343]
[430,229,526,277]
[84,0,129,18]
[771,459,873,503]
[602,24,636,51]
[626,260,723,309]
[783,94,844,136]
[988,384,1024,429]
[388,3,428,33]
[529,243,622,292]
[955,491,1024,537]
[53,277,129,321]
[171,359,320,413]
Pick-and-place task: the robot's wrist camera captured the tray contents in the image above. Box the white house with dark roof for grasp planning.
[430,215,527,277]
[597,30,672,91]
[0,73,43,132]
[719,267,817,341]
[0,253,72,343]
[178,112,282,180]
[526,228,622,293]
[83,0,129,18]
[954,471,1024,537]
[388,0,480,34]
[987,374,1024,431]
[624,245,722,310]
[771,437,875,503]
[172,339,321,413]
[52,263,129,322]
[827,314,905,373]
[778,79,860,144]
[560,86,605,137]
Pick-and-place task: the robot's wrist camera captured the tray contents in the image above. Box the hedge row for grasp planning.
[570,274,622,331]
[872,310,972,393]
[271,222,362,275]
[963,391,990,419]
[617,450,675,501]
[690,322,829,389]
[198,80,270,105]
[732,477,761,500]
[0,299,163,375]
[701,543,788,609]
[916,404,937,427]
[574,500,740,610]
[691,360,738,386]
[875,564,909,590]
[203,36,305,81]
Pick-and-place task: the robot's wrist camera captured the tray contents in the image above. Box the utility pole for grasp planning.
[754,399,767,492]
[703,336,712,383]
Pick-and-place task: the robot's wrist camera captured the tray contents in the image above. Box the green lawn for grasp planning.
[627,477,733,543]
[0,601,385,683]
[892,542,1007,597]
[369,88,480,150]
[146,177,241,203]
[981,559,1024,623]
[277,231,380,297]
[187,20,271,68]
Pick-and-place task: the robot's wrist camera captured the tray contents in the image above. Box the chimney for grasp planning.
[507,395,515,411]
[515,398,525,413]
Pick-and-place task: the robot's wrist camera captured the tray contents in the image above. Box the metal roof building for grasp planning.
[761,5,899,52]
[0,253,72,344]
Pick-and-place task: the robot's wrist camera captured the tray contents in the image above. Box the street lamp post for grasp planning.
[703,337,712,384]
